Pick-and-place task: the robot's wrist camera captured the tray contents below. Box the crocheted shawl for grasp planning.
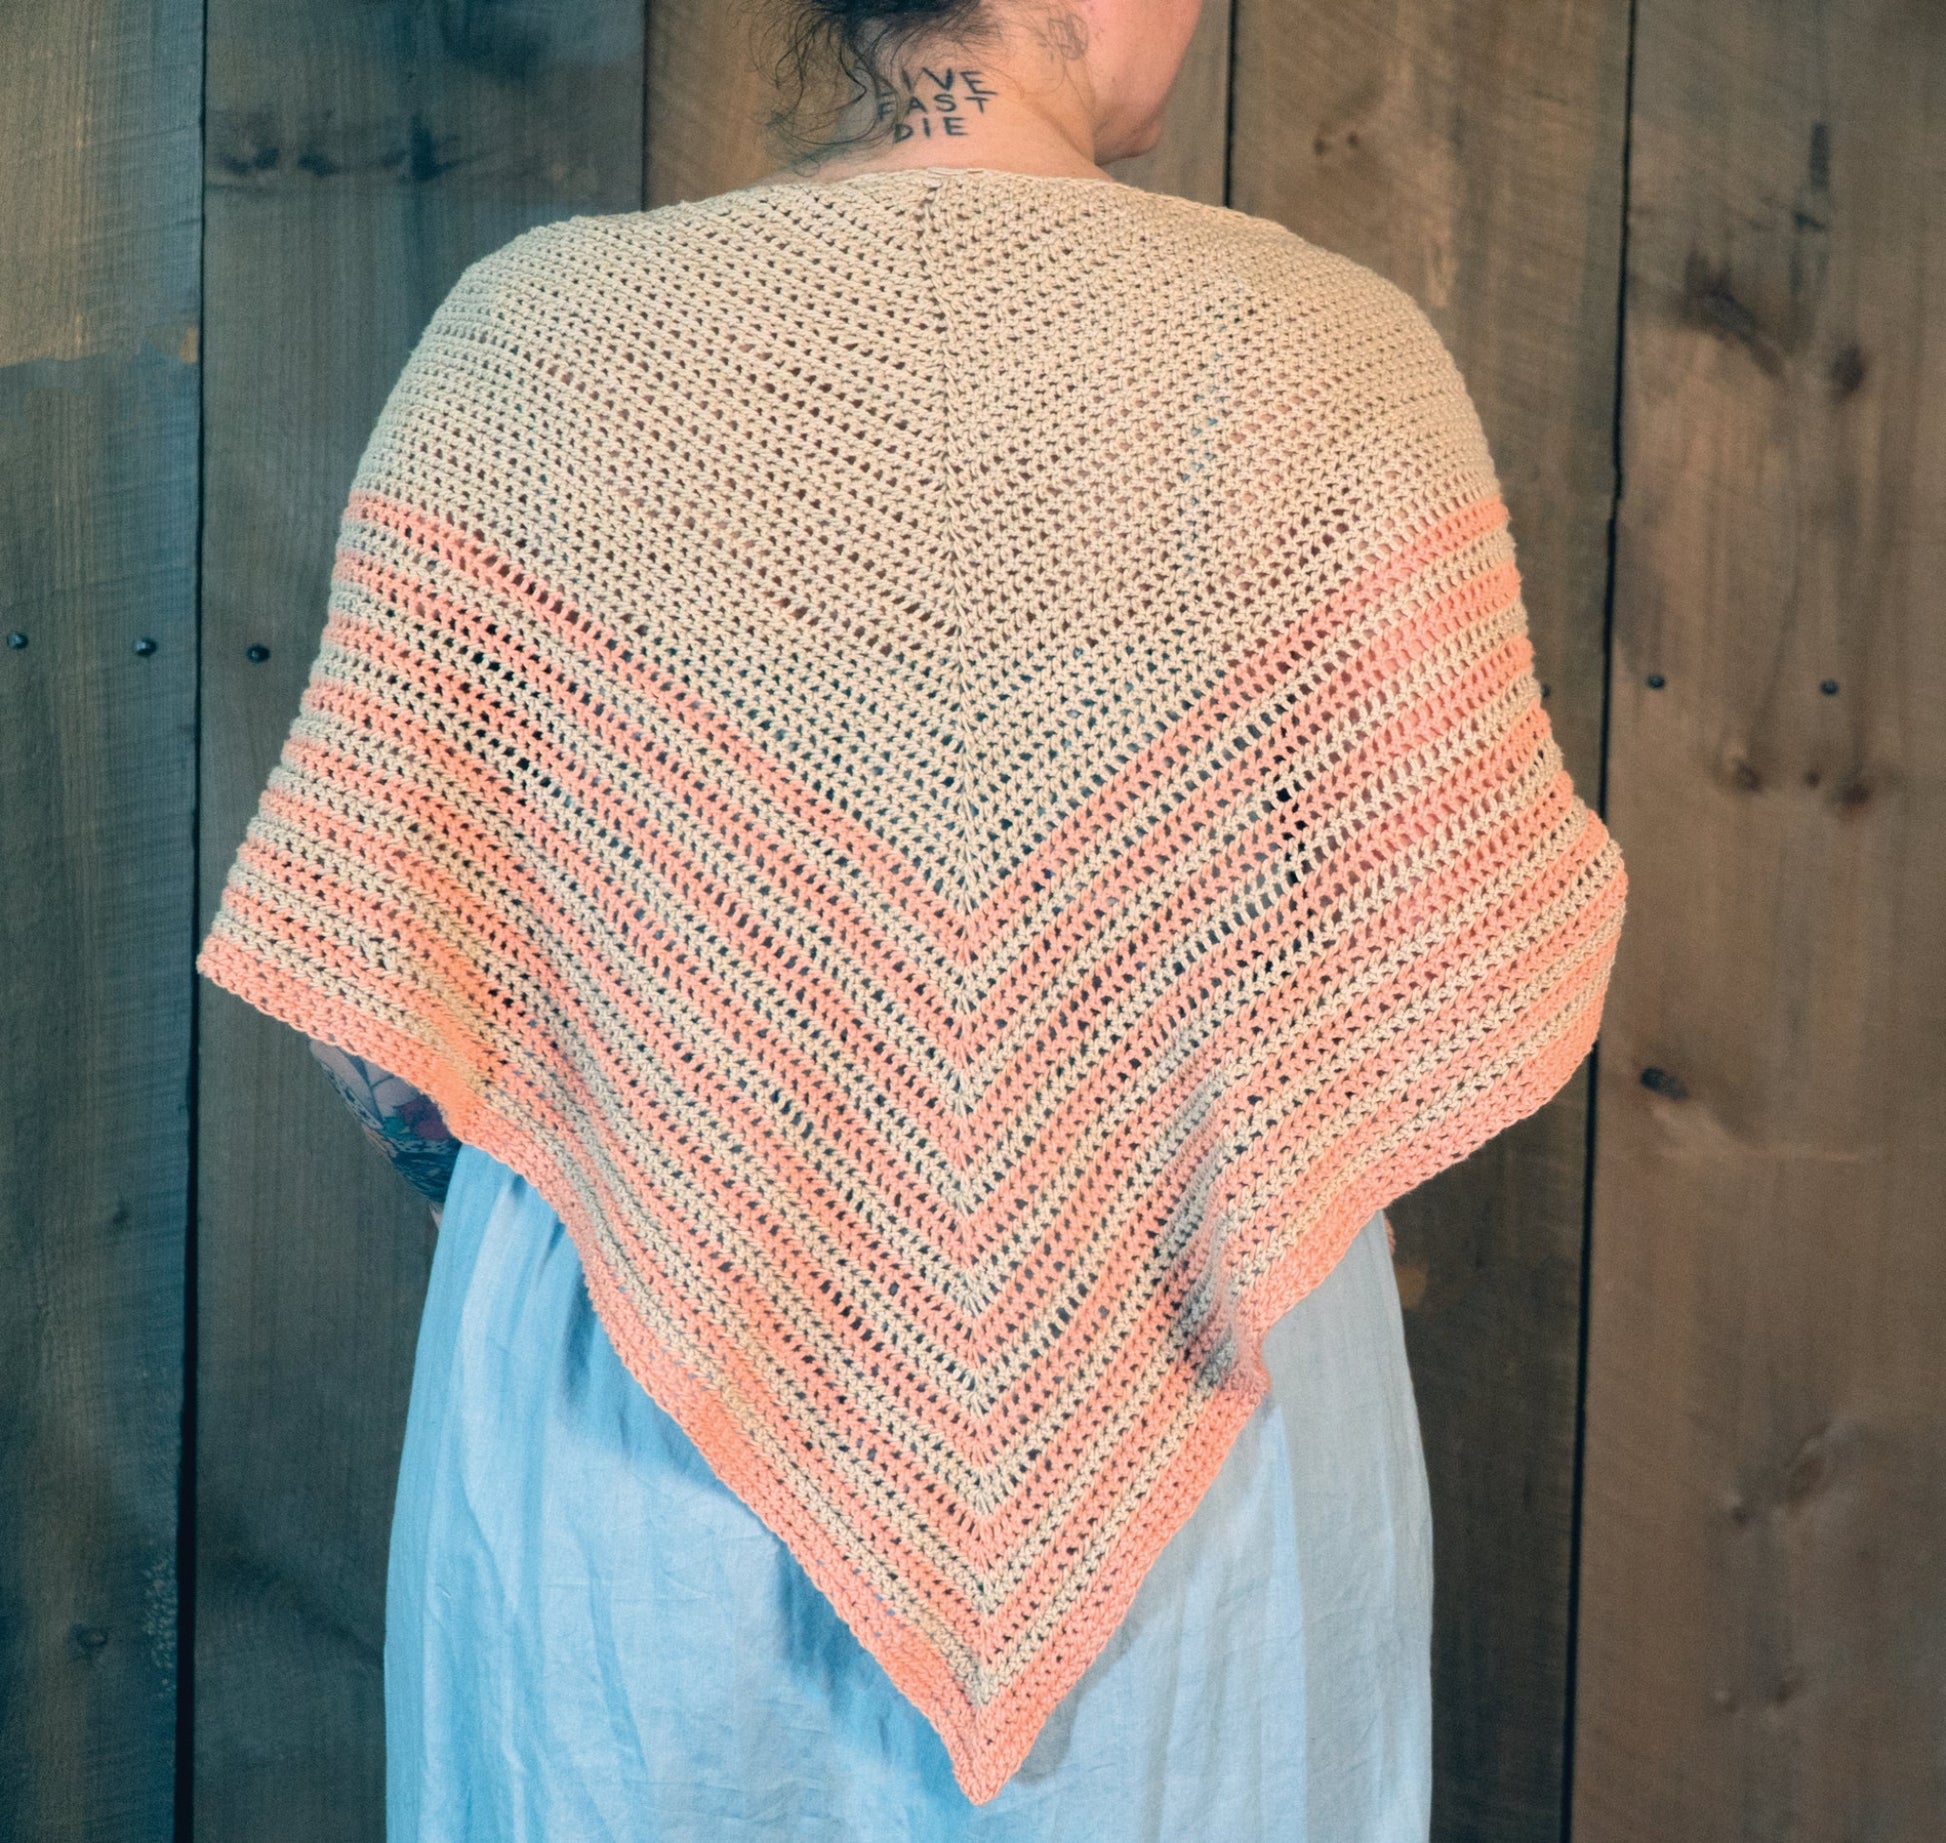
[197,166,1627,1802]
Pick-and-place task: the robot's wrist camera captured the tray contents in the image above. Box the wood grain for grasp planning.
[0,3,201,1838]
[193,6,643,1836]
[1576,2,1946,1837]
[1227,5,1631,1838]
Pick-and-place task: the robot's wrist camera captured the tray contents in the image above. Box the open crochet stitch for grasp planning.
[198,166,1627,1802]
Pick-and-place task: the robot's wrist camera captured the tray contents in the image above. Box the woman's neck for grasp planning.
[766,35,1115,187]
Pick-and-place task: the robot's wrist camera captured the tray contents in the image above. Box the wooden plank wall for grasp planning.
[0,3,203,1838]
[3,1,1939,1838]
[1575,0,1946,1837]
[192,5,644,1836]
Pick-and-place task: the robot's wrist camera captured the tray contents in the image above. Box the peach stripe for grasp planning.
[258,591,1580,1409]
[315,517,1533,1175]
[346,486,1511,973]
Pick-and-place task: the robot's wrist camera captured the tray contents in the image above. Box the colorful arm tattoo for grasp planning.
[307,1038,459,1220]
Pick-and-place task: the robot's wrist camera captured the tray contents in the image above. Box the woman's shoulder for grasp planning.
[418,182,1472,457]
[470,184,1439,343]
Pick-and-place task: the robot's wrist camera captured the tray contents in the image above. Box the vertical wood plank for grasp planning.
[646,0,1229,205]
[194,7,644,1836]
[1577,4,1946,1837]
[1227,6,1630,1839]
[0,2,202,1837]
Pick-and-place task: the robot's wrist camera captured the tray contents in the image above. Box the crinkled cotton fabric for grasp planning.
[384,1140,1435,1841]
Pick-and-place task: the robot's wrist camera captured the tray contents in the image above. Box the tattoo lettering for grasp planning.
[877,67,998,143]
[308,1038,460,1213]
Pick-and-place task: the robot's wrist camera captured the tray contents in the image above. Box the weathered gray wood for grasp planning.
[0,2,202,1838]
[1576,3,1946,1837]
[1227,6,1631,1839]
[194,6,644,1836]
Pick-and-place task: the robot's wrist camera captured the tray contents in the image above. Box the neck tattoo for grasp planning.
[875,67,1001,144]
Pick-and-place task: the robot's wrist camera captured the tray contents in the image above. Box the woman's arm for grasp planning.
[306,1038,460,1225]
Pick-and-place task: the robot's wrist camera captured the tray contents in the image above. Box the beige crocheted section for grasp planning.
[198,166,1627,1802]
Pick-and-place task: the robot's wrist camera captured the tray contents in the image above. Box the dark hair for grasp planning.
[759,0,1001,165]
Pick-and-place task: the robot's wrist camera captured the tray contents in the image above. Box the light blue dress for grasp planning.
[385,1140,1434,1841]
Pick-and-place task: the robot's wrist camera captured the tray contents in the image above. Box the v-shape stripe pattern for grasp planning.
[198,167,1625,1801]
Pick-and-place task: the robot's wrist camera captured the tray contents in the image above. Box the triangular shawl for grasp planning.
[197,167,1627,1802]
